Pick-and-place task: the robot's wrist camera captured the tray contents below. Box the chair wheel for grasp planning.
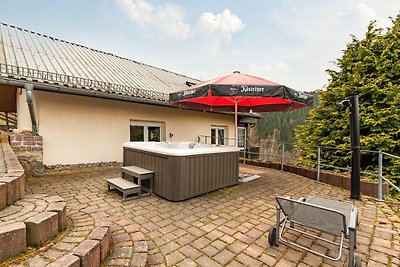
[354,256,362,267]
[268,227,277,246]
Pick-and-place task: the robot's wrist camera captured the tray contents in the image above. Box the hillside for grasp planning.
[256,92,318,144]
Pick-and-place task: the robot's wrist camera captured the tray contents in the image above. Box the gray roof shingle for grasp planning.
[0,22,200,102]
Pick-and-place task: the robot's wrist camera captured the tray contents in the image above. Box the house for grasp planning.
[0,22,257,166]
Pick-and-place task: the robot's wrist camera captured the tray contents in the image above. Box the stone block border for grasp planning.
[0,194,67,260]
[1,208,112,266]
[240,158,390,197]
[1,133,116,266]
[0,134,25,209]
[0,222,26,260]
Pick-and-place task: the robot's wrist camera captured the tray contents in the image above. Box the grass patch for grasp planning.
[42,165,121,177]
[387,201,400,217]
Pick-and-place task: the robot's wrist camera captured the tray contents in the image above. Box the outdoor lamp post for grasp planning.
[337,95,361,200]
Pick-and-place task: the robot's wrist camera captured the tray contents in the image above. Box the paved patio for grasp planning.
[25,165,400,267]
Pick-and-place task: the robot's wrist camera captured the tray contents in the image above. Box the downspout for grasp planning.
[24,83,38,135]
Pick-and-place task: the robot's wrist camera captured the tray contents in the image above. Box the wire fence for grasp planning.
[198,135,400,201]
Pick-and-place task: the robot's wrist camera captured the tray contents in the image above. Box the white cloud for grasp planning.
[116,0,190,40]
[116,1,245,57]
[355,2,377,23]
[196,9,245,57]
[276,62,289,72]
[116,1,244,56]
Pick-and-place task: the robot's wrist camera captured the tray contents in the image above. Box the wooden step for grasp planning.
[121,166,154,177]
[121,166,154,197]
[107,178,140,200]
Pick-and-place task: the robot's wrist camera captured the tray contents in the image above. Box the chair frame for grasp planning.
[271,196,359,267]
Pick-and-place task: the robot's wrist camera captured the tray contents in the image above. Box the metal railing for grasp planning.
[0,63,169,101]
[198,135,400,200]
[0,112,17,130]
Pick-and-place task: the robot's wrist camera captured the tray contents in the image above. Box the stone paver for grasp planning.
[22,164,400,267]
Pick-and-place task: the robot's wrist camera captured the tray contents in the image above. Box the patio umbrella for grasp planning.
[169,71,314,146]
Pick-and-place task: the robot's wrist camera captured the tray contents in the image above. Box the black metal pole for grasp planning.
[349,95,361,200]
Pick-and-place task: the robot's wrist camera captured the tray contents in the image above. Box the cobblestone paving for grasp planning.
[26,165,400,267]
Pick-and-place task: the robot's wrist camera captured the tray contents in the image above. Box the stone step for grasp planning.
[73,239,101,267]
[0,182,6,210]
[0,194,67,260]
[0,194,66,227]
[25,211,59,246]
[0,171,25,207]
[3,208,112,267]
[88,226,111,262]
[0,135,25,211]
[0,222,26,260]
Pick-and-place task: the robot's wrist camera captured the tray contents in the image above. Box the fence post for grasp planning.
[317,146,321,182]
[281,143,285,171]
[378,151,383,201]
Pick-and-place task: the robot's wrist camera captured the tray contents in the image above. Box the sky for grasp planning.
[1,0,399,92]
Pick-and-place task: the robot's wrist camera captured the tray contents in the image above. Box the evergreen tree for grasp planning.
[256,92,317,146]
[295,14,400,190]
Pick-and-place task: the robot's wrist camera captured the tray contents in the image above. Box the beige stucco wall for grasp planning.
[17,90,235,165]
[16,89,32,131]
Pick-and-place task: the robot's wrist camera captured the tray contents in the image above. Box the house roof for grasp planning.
[0,22,200,102]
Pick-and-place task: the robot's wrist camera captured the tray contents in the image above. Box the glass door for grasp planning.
[237,127,246,148]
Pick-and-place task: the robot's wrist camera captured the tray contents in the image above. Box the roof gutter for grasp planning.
[0,77,260,119]
[0,77,170,107]
[24,83,38,135]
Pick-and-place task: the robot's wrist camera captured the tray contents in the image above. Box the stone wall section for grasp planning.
[9,130,43,153]
[0,132,25,209]
[9,130,45,176]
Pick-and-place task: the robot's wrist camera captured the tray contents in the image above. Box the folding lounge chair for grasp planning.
[268,196,361,267]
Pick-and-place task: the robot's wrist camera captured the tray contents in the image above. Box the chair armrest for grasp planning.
[348,206,358,230]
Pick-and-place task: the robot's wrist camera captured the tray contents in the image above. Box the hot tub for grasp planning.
[123,142,240,201]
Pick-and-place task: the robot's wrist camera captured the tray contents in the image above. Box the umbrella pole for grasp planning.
[235,100,238,147]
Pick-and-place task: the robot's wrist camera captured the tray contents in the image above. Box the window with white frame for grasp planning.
[211,126,226,145]
[130,120,164,142]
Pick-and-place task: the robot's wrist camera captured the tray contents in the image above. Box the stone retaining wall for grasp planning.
[9,130,45,176]
[0,132,114,265]
[240,158,389,197]
[0,133,25,210]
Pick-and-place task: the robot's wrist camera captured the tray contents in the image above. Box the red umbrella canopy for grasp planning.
[169,71,314,112]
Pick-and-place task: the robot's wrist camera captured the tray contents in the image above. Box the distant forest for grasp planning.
[256,92,318,144]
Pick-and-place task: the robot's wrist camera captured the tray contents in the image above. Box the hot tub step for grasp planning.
[121,166,153,197]
[107,178,140,200]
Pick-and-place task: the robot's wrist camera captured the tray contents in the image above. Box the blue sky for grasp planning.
[1,0,400,91]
